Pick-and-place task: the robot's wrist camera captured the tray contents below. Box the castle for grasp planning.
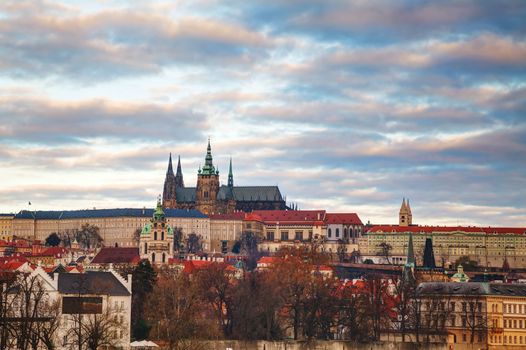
[162,140,287,215]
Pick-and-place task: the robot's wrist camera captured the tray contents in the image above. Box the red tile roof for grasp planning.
[91,247,140,264]
[209,212,245,220]
[368,225,526,235]
[249,210,326,226]
[41,247,69,257]
[325,213,362,225]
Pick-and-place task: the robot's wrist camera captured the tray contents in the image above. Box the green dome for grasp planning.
[141,223,152,235]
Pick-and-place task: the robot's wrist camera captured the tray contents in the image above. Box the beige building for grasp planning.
[361,225,526,268]
[209,212,244,253]
[360,199,526,268]
[11,207,210,249]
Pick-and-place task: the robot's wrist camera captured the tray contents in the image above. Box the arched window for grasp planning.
[154,231,157,240]
[336,228,340,238]
[344,228,348,239]
[144,243,148,254]
[162,253,166,263]
[161,231,164,241]
[328,228,332,238]
[152,252,156,263]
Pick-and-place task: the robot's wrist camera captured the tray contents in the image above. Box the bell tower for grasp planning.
[399,198,412,226]
[196,139,220,215]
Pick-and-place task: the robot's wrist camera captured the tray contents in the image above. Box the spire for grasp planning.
[200,138,217,175]
[406,198,412,213]
[167,153,174,176]
[406,232,416,268]
[175,155,184,188]
[228,157,234,187]
[400,197,407,211]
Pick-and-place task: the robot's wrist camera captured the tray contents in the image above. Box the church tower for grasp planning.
[162,153,177,208]
[399,198,413,226]
[140,197,174,264]
[175,155,184,188]
[196,139,220,215]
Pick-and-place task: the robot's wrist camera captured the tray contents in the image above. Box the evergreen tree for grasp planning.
[131,259,157,340]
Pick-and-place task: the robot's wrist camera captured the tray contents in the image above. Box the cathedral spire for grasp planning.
[175,155,184,188]
[167,153,174,176]
[228,157,234,187]
[201,138,217,175]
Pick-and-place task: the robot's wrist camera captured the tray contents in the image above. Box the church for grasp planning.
[162,140,288,215]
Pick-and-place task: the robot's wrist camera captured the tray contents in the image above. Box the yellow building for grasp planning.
[0,214,14,241]
[417,282,526,348]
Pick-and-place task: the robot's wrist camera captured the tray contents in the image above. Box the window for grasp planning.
[462,302,467,312]
[451,302,456,311]
[295,231,303,241]
[281,231,288,241]
[336,228,340,238]
[267,231,274,241]
[328,228,332,238]
[161,231,164,241]
[154,231,157,240]
[462,334,466,342]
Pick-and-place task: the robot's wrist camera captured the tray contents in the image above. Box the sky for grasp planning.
[0,0,525,226]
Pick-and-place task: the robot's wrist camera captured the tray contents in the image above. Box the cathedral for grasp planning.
[162,140,287,215]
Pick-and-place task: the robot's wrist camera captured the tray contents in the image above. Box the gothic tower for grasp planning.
[175,155,184,188]
[196,139,220,215]
[162,153,177,209]
[399,198,413,226]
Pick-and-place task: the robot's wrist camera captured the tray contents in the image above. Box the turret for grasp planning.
[196,139,220,215]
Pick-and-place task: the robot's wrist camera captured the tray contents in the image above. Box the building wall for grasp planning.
[210,219,243,253]
[0,215,13,240]
[360,231,526,268]
[12,216,210,250]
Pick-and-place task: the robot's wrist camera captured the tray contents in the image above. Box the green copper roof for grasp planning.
[200,139,218,175]
[153,197,165,220]
[141,223,152,235]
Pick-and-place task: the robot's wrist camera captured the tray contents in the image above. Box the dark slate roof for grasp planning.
[417,282,526,297]
[91,247,140,264]
[176,187,197,203]
[14,208,207,219]
[232,186,283,202]
[176,186,284,203]
[0,213,14,217]
[58,271,130,296]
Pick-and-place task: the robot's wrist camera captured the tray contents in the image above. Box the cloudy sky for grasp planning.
[1,0,525,226]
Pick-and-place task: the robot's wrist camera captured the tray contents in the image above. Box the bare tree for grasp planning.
[36,299,62,350]
[186,233,202,254]
[377,242,393,264]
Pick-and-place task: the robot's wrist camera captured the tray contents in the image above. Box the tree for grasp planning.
[144,269,220,349]
[131,259,157,340]
[238,231,260,270]
[66,302,127,350]
[377,242,393,264]
[362,274,393,341]
[132,228,141,245]
[173,227,183,253]
[337,281,370,341]
[45,233,61,247]
[76,224,103,250]
[454,256,479,271]
[194,262,234,336]
[36,299,62,350]
[392,274,416,342]
[337,239,347,262]
[186,233,202,254]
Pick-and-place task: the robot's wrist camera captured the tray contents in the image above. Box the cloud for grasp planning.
[0,94,208,144]
[0,3,270,80]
